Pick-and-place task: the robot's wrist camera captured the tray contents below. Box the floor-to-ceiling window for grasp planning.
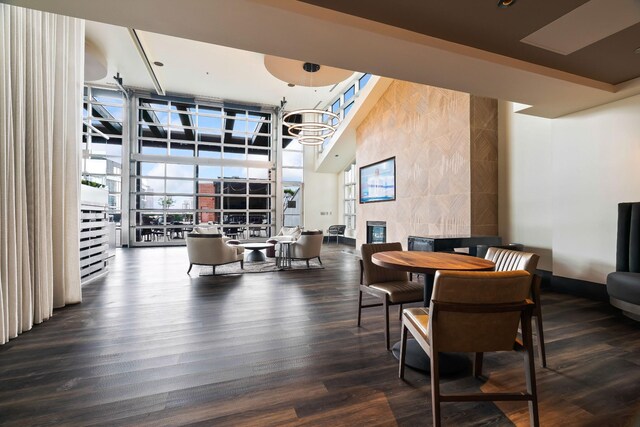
[282,137,303,227]
[131,97,275,245]
[344,161,356,235]
[82,86,125,244]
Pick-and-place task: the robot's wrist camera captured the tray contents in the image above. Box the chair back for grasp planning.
[360,242,407,285]
[291,231,323,258]
[485,247,539,274]
[186,233,236,265]
[616,202,640,273]
[429,270,532,353]
[328,225,346,235]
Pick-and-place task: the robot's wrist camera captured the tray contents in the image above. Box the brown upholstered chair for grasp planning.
[485,247,546,367]
[358,243,423,350]
[399,270,539,427]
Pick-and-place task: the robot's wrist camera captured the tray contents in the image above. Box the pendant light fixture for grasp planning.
[282,107,340,146]
[279,61,342,146]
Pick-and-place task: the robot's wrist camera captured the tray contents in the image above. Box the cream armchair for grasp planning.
[286,230,323,268]
[186,233,244,275]
[270,225,302,242]
[266,226,303,257]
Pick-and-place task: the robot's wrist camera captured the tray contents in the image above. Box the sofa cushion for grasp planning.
[269,235,296,242]
[607,272,640,305]
[277,226,301,239]
[194,225,220,234]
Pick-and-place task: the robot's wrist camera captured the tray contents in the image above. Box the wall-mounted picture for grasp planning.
[359,157,396,204]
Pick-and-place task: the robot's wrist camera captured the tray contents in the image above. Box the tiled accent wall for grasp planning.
[355,80,497,248]
[470,96,499,235]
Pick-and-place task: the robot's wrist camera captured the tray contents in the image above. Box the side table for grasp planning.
[276,241,293,269]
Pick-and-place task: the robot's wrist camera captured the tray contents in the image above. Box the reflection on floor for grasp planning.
[0,244,639,426]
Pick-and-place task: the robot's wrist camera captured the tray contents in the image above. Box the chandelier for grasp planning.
[282,108,340,146]
[265,58,348,146]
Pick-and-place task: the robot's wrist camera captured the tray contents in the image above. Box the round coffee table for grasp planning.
[241,243,275,262]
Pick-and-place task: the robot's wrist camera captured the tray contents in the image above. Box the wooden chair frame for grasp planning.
[357,259,410,350]
[485,247,547,368]
[530,274,546,367]
[399,299,539,427]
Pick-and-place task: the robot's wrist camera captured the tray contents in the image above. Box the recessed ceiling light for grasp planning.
[153,61,164,67]
[288,83,295,87]
[497,0,516,8]
[635,47,640,54]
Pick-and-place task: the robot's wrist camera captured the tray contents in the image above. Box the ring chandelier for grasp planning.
[282,109,341,146]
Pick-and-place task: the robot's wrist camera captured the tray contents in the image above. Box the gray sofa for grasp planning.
[607,202,640,321]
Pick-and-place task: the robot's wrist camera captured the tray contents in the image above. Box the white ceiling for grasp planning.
[85,20,357,111]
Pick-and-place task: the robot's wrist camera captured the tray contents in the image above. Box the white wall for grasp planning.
[551,95,640,283]
[303,146,339,231]
[498,101,553,270]
[500,93,640,283]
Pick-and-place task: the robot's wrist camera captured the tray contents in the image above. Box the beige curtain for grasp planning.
[0,4,84,344]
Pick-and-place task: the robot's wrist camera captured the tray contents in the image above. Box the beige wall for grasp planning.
[499,93,640,283]
[355,80,497,248]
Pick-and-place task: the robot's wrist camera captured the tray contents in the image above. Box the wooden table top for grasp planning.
[372,251,495,274]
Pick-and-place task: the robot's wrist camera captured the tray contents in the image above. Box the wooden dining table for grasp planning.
[372,250,496,374]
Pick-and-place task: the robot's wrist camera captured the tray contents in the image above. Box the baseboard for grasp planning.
[323,236,356,246]
[536,269,553,289]
[341,236,356,246]
[545,272,608,302]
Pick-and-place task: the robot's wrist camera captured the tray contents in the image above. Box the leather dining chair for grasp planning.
[399,270,539,427]
[358,242,423,350]
[484,247,546,367]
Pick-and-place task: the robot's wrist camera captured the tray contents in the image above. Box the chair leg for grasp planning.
[357,290,363,327]
[212,265,216,276]
[534,313,547,368]
[532,276,547,368]
[399,324,408,379]
[473,352,484,378]
[240,260,244,269]
[306,259,310,268]
[317,256,322,265]
[398,304,403,320]
[525,347,540,427]
[431,350,442,427]
[384,296,390,350]
[522,313,540,427]
[187,263,193,274]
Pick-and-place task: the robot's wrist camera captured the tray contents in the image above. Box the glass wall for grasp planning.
[344,162,356,235]
[282,137,303,227]
[82,86,125,235]
[131,97,275,245]
[321,73,371,152]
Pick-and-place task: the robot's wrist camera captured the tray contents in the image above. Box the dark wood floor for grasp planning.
[1,245,640,426]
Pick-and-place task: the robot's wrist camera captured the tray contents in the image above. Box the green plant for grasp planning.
[81,179,105,188]
[158,196,176,209]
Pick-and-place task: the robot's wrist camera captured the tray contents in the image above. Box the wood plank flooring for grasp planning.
[1,245,640,426]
